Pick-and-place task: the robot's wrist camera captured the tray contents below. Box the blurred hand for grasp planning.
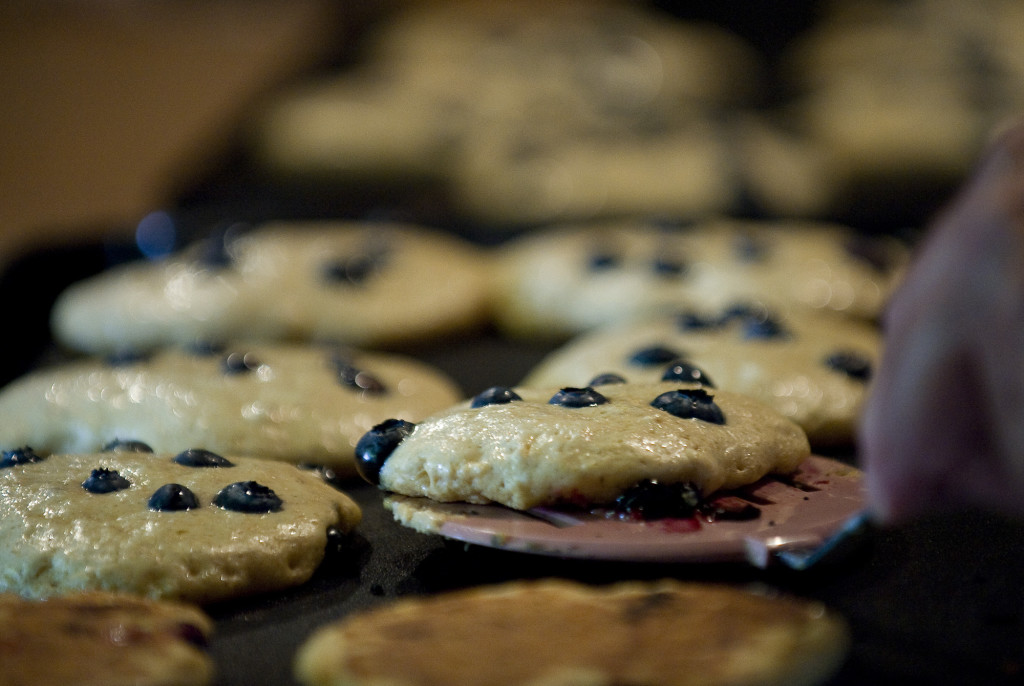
[860,118,1024,523]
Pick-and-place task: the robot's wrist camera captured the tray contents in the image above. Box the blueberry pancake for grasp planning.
[364,0,761,112]
[0,591,214,686]
[451,115,739,227]
[490,218,908,340]
[295,579,850,686]
[0,448,361,602]
[356,381,809,512]
[251,0,762,206]
[50,221,491,355]
[451,108,843,227]
[523,306,881,447]
[0,343,462,475]
[781,0,1024,196]
[251,72,468,183]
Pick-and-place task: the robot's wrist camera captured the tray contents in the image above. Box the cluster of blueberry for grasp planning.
[331,355,388,395]
[673,304,792,339]
[0,446,44,469]
[586,247,689,278]
[353,379,729,489]
[109,343,394,399]
[627,308,873,381]
[611,478,761,522]
[1,444,283,513]
[320,242,391,287]
[194,222,395,289]
[147,481,282,514]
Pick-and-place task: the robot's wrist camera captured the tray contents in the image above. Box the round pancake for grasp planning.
[0,343,462,475]
[295,579,850,686]
[359,381,810,511]
[0,591,214,686]
[50,221,492,355]
[522,306,880,447]
[0,449,361,602]
[490,218,908,340]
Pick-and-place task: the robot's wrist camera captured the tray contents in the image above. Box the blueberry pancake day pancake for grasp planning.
[523,306,880,447]
[356,381,810,513]
[0,591,215,686]
[0,447,361,602]
[295,578,850,686]
[490,217,908,340]
[50,221,492,356]
[252,0,762,201]
[0,343,462,475]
